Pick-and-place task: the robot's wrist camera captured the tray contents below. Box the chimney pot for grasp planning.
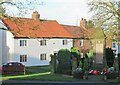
[80,18,87,29]
[32,11,40,21]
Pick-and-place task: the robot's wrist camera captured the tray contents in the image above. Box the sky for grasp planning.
[3,0,91,26]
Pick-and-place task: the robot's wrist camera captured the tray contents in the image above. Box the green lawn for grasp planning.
[26,65,51,73]
[106,78,120,83]
[2,66,119,83]
[2,72,82,82]
[1,66,82,82]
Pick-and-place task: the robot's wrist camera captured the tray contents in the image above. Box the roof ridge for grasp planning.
[1,17,57,22]
[2,17,73,38]
[61,24,80,27]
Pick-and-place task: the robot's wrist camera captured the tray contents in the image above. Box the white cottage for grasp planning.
[112,36,120,55]
[0,20,14,66]
[0,11,73,66]
[112,35,120,70]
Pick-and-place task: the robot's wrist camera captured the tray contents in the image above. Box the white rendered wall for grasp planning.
[0,29,2,66]
[118,45,120,53]
[6,31,14,62]
[116,44,120,54]
[0,20,14,64]
[1,30,7,64]
[14,38,73,66]
[0,20,6,65]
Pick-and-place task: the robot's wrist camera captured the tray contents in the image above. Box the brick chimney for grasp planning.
[32,11,40,21]
[80,18,87,29]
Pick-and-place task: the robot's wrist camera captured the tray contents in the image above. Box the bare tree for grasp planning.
[88,0,120,68]
[0,0,45,33]
[0,0,45,17]
[88,0,120,34]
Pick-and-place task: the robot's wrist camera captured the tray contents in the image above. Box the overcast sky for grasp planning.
[4,0,91,26]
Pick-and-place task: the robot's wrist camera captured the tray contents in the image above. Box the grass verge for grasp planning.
[1,66,82,82]
[2,72,82,82]
[106,78,120,83]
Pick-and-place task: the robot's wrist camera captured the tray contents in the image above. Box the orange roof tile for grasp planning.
[62,25,98,39]
[62,25,89,39]
[1,18,73,38]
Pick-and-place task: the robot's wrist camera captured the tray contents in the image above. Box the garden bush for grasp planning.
[70,47,81,68]
[118,53,120,71]
[50,54,57,73]
[57,49,72,74]
[105,71,119,79]
[83,54,89,70]
[73,68,84,79]
[87,50,94,69]
[105,48,115,67]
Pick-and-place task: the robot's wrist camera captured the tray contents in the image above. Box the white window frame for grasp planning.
[80,39,83,47]
[63,40,68,45]
[112,42,116,49]
[20,40,27,46]
[40,40,46,46]
[20,55,27,62]
[40,53,47,60]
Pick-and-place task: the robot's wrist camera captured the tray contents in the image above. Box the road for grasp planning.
[1,80,120,85]
[1,82,120,85]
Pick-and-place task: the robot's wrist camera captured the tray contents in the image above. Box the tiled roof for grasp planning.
[62,25,89,39]
[87,28,104,39]
[86,28,97,38]
[1,18,73,38]
[62,24,100,39]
